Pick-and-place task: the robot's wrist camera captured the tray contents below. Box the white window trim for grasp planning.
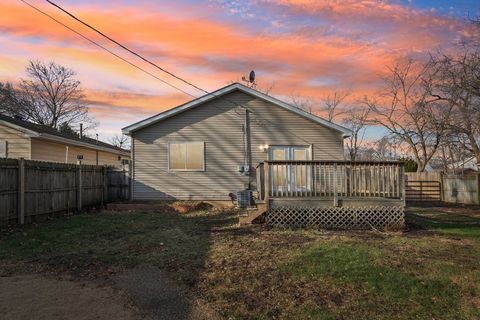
[167,141,206,172]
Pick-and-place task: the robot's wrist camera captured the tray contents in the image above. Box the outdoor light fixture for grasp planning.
[258,144,269,152]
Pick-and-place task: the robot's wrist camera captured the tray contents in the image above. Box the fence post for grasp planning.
[122,164,127,200]
[17,158,25,225]
[103,165,108,204]
[399,164,405,206]
[76,162,82,211]
[440,172,445,202]
[477,173,480,205]
[128,160,133,201]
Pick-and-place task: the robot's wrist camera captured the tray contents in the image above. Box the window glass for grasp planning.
[272,149,286,160]
[169,142,204,170]
[186,142,204,170]
[169,143,186,170]
[293,149,307,160]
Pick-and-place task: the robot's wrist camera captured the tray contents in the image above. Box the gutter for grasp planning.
[0,120,40,137]
[37,133,130,156]
[0,119,129,157]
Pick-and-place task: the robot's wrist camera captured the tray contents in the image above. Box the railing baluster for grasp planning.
[263,160,403,200]
[352,163,356,197]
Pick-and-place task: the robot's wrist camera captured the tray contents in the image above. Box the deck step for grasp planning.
[239,204,267,225]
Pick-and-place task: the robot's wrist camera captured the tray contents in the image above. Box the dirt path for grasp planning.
[0,275,143,320]
[0,266,218,320]
[114,265,218,320]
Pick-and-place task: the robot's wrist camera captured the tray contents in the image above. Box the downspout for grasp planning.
[243,109,251,189]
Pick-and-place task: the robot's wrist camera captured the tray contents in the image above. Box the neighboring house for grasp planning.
[122,82,351,201]
[449,157,479,173]
[0,114,130,167]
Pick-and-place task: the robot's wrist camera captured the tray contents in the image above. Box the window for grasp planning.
[0,140,7,158]
[169,142,205,171]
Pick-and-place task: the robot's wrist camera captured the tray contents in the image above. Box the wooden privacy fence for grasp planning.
[0,158,130,225]
[405,172,442,202]
[443,174,480,205]
[405,172,480,204]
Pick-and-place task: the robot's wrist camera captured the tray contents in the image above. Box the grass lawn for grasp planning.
[1,206,479,319]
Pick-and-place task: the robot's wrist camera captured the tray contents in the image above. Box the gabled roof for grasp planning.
[122,82,352,137]
[0,114,130,155]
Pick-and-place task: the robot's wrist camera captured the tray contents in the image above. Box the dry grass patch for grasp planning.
[0,206,479,319]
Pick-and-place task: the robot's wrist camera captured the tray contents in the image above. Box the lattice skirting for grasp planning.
[265,206,405,230]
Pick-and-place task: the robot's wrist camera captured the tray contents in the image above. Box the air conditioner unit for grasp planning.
[236,190,253,208]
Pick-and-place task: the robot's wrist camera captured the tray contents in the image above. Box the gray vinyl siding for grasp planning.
[132,90,344,200]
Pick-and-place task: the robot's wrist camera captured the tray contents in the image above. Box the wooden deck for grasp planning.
[241,160,405,229]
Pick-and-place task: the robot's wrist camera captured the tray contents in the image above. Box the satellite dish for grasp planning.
[249,70,255,83]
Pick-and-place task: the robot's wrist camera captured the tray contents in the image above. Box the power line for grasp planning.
[19,0,196,98]
[42,0,250,119]
[45,0,210,96]
[41,0,318,144]
[22,0,338,147]
[20,0,253,122]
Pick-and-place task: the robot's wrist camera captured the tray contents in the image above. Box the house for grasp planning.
[123,82,350,200]
[123,83,405,229]
[0,114,130,167]
[448,157,479,173]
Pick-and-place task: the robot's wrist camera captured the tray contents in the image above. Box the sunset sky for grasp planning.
[0,0,478,141]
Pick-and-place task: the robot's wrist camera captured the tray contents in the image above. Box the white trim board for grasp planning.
[122,82,352,137]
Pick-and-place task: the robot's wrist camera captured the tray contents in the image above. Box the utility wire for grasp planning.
[22,0,336,147]
[45,0,210,96]
[19,0,196,98]
[19,0,254,122]
[41,0,318,144]
[19,0,254,131]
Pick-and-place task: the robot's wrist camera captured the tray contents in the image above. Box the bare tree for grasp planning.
[0,82,29,115]
[259,81,275,96]
[108,134,130,149]
[319,91,349,122]
[343,105,370,160]
[290,93,313,113]
[7,61,96,130]
[427,43,480,170]
[366,60,449,172]
[358,136,401,161]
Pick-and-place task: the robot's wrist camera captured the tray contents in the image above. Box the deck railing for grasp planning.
[256,160,405,204]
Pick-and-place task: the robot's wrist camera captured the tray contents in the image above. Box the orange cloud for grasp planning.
[0,0,474,138]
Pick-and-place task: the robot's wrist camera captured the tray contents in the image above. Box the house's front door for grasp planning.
[269,146,311,194]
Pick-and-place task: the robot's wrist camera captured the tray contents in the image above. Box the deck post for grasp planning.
[333,163,338,206]
[264,161,270,211]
